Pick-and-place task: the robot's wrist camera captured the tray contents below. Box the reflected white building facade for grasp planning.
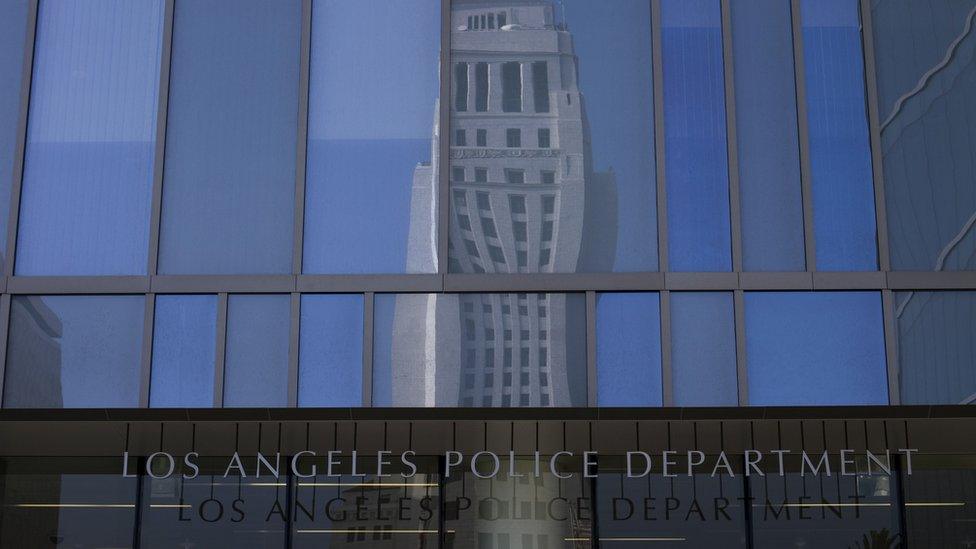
[393,0,613,408]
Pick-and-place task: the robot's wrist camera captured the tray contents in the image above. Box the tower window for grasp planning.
[475,167,488,182]
[475,63,489,112]
[506,128,521,148]
[532,61,550,112]
[538,128,550,148]
[501,62,522,112]
[505,169,525,185]
[455,129,466,146]
[498,12,507,28]
[452,167,465,181]
[454,63,468,111]
[476,129,487,147]
[541,170,555,185]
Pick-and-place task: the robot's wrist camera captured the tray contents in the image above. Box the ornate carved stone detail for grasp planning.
[450,147,562,159]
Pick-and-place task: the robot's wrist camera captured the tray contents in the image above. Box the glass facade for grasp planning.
[0,0,974,544]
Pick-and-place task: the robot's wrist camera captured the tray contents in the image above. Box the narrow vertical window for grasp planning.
[476,129,487,146]
[498,11,507,28]
[160,0,300,274]
[732,0,805,271]
[0,0,30,271]
[16,0,164,275]
[455,62,468,111]
[801,0,878,270]
[488,13,495,29]
[502,61,522,112]
[532,61,550,113]
[150,295,218,408]
[661,0,732,271]
[506,128,521,148]
[475,62,489,112]
[455,129,467,146]
[538,128,551,148]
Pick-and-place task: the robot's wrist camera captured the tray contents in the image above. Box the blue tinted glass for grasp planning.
[303,0,439,274]
[746,291,888,405]
[298,294,363,407]
[3,295,144,408]
[596,293,662,406]
[373,293,587,407]
[149,295,217,407]
[447,1,657,274]
[159,0,300,274]
[801,0,878,270]
[732,0,806,271]
[671,292,737,406]
[223,294,290,407]
[662,0,731,272]
[0,0,29,270]
[561,1,659,272]
[897,291,976,404]
[16,0,162,275]
[872,1,976,271]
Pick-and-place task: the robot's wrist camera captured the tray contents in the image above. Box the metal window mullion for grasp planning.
[720,0,743,273]
[139,294,156,407]
[585,290,596,406]
[288,292,300,407]
[292,0,311,275]
[882,289,900,405]
[0,294,12,407]
[660,290,673,406]
[146,0,175,276]
[213,292,228,407]
[362,292,374,406]
[858,0,891,271]
[790,0,817,272]
[437,0,452,278]
[734,289,748,406]
[651,0,669,272]
[4,0,39,279]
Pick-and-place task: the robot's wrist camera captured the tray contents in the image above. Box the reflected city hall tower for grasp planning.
[393,1,611,545]
[395,0,614,409]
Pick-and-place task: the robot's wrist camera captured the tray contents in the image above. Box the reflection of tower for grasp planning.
[5,297,63,407]
[394,0,614,407]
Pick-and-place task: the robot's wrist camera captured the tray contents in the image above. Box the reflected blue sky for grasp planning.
[746,291,888,405]
[802,0,878,271]
[159,0,299,274]
[302,0,439,274]
[150,295,217,408]
[0,0,29,268]
[671,292,737,406]
[223,294,290,407]
[298,294,363,407]
[597,292,662,406]
[563,0,658,271]
[16,0,162,275]
[661,0,732,272]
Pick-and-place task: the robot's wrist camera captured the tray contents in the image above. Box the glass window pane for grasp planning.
[302,0,439,274]
[3,295,144,408]
[373,293,586,407]
[731,0,806,271]
[871,1,976,271]
[149,295,217,407]
[16,0,163,275]
[596,293,662,406]
[671,292,737,406]
[662,0,732,272]
[222,294,290,407]
[158,0,299,274]
[897,291,976,404]
[745,291,888,405]
[298,294,363,407]
[0,0,30,270]
[801,0,878,270]
[448,1,658,274]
